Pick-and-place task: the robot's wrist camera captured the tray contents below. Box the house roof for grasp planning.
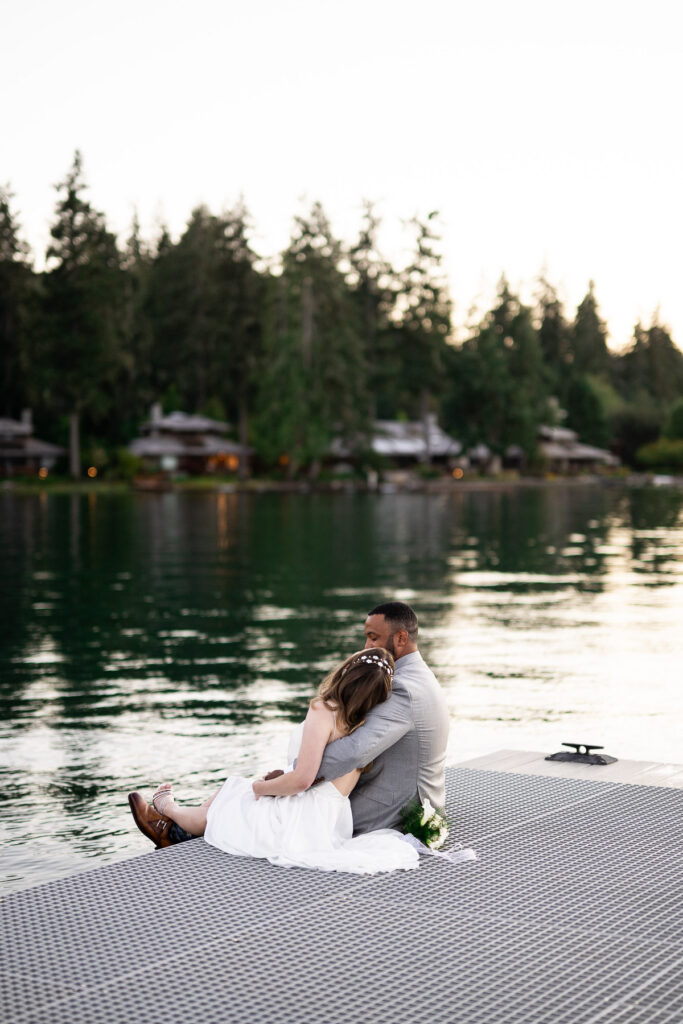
[0,417,32,439]
[129,436,252,458]
[468,443,492,460]
[142,411,230,435]
[372,418,462,458]
[330,417,462,460]
[539,440,618,465]
[0,438,67,458]
[539,425,578,444]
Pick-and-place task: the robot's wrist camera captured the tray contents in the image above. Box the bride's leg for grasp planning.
[152,784,219,837]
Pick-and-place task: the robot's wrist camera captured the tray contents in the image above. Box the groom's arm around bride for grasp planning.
[316,602,450,836]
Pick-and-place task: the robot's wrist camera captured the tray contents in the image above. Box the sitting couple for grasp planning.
[128,602,450,875]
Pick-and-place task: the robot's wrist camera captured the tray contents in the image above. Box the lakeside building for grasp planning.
[128,405,252,475]
[330,414,462,470]
[371,416,463,464]
[0,411,66,476]
[466,425,619,474]
[536,425,619,472]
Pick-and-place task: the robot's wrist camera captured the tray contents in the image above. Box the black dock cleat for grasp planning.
[545,742,617,766]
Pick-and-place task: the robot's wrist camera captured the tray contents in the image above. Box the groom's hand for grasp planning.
[264,769,285,781]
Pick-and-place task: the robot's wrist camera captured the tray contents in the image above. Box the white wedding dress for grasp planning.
[204,723,419,875]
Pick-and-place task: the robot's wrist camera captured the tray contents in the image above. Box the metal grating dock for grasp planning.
[2,765,682,1024]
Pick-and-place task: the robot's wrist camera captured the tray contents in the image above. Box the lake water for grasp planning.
[1,484,682,894]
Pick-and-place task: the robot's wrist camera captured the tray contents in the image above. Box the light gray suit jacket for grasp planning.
[317,651,450,835]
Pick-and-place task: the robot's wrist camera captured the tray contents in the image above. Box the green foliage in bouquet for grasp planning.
[400,798,449,849]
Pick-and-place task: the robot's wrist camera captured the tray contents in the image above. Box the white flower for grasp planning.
[429,822,449,850]
[420,798,436,826]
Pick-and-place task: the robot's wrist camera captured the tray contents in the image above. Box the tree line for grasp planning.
[2,151,683,479]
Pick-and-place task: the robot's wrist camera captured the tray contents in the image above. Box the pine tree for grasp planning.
[144,203,263,475]
[536,278,572,398]
[0,186,34,418]
[255,203,368,475]
[144,223,187,410]
[663,397,683,440]
[398,212,452,445]
[565,375,611,448]
[447,280,548,458]
[571,282,609,378]
[115,212,154,441]
[212,201,264,477]
[348,201,398,418]
[43,151,123,476]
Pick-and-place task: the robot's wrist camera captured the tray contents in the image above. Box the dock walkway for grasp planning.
[2,758,682,1023]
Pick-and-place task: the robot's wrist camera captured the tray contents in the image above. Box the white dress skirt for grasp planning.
[204,725,418,876]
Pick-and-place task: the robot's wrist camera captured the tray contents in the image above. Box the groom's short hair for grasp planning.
[368,602,418,643]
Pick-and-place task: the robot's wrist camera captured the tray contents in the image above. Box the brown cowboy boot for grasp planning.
[128,792,180,848]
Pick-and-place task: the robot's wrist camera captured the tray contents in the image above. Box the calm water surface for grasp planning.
[1,485,682,894]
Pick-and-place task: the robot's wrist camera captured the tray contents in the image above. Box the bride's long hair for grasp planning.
[312,648,394,735]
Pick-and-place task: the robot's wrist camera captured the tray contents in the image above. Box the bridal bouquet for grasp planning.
[400,798,449,850]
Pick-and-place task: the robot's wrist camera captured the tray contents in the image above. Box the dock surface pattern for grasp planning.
[2,764,682,1023]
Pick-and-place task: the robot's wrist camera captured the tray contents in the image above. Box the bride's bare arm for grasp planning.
[252,703,332,798]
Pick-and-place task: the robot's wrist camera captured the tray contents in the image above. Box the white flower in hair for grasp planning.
[353,653,393,675]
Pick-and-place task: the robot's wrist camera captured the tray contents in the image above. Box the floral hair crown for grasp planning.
[345,653,393,676]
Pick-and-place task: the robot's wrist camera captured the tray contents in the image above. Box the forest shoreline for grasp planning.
[3,472,681,498]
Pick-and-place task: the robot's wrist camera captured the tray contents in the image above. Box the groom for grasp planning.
[318,601,449,834]
[129,601,449,844]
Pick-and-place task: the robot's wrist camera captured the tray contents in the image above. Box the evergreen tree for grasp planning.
[611,405,662,466]
[664,397,683,440]
[348,201,398,419]
[42,151,123,476]
[0,186,34,418]
[397,212,452,442]
[536,278,572,398]
[617,318,683,408]
[144,223,187,409]
[255,203,368,475]
[145,203,263,475]
[571,282,610,378]
[446,280,548,458]
[116,212,155,441]
[212,201,264,477]
[565,375,611,448]
[159,205,223,412]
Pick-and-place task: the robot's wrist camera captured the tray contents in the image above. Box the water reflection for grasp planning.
[1,484,682,894]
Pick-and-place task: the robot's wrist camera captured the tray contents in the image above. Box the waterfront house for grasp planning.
[467,426,618,474]
[536,425,619,473]
[330,414,462,469]
[371,416,463,464]
[128,405,252,475]
[0,411,66,476]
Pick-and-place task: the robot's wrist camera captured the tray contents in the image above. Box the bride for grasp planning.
[149,648,419,875]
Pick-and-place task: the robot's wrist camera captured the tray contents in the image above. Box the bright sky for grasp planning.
[3,0,681,349]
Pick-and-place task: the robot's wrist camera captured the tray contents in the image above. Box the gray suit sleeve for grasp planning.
[316,696,412,781]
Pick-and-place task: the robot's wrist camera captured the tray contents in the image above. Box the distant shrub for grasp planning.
[414,463,443,479]
[664,398,683,441]
[635,438,683,470]
[611,406,662,466]
[113,448,144,481]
